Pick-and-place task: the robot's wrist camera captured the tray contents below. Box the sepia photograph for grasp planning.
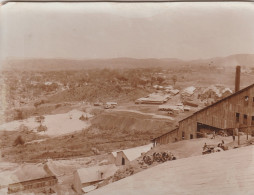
[1,1,254,194]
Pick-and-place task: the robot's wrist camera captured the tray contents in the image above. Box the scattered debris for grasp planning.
[94,102,103,106]
[183,106,191,111]
[202,140,227,155]
[141,151,176,166]
[198,85,233,102]
[183,101,199,107]
[104,102,117,109]
[158,103,184,112]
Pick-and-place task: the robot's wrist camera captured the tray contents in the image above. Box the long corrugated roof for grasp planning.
[76,164,118,184]
[112,143,153,161]
[179,83,254,122]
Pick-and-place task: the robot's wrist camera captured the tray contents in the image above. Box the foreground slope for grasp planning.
[89,145,254,195]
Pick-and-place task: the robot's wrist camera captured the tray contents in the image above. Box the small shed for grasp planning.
[113,151,130,166]
[112,144,153,166]
[73,164,118,195]
[4,163,57,194]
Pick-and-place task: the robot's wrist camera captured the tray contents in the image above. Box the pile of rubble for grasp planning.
[140,151,176,166]
[198,85,233,103]
[112,166,135,182]
[202,140,228,155]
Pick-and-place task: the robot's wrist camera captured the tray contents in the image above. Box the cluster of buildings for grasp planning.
[1,144,153,195]
[153,66,254,145]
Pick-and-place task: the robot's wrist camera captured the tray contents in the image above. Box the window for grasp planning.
[236,113,240,122]
[243,114,247,125]
[244,96,249,106]
[252,116,254,126]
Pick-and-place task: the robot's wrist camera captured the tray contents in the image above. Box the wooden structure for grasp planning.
[153,67,254,145]
[152,128,178,146]
[73,165,118,195]
[8,176,57,194]
[114,151,130,166]
[178,83,254,140]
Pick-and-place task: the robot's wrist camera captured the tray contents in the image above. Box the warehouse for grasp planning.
[153,66,254,145]
[178,81,254,140]
[152,128,178,146]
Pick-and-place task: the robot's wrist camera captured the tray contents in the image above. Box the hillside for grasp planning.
[2,53,254,71]
[89,145,254,195]
[2,58,184,71]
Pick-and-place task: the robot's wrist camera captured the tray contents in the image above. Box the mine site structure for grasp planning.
[153,66,254,146]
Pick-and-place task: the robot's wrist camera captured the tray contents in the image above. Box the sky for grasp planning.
[1,2,254,61]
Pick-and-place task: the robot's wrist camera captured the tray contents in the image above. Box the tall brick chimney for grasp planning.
[235,66,241,92]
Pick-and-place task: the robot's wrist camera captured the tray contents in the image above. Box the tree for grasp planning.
[14,110,24,120]
[37,124,47,132]
[157,76,165,85]
[172,75,177,86]
[13,135,25,146]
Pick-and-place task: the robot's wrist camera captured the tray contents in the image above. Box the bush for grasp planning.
[19,124,29,132]
[13,135,25,146]
[37,125,48,132]
[55,104,62,109]
[14,110,24,120]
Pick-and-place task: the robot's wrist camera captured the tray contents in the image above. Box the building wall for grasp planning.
[153,130,178,146]
[178,86,254,140]
[73,171,82,195]
[8,176,57,194]
[115,151,130,166]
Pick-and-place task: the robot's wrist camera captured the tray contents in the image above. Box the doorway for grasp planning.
[122,157,125,165]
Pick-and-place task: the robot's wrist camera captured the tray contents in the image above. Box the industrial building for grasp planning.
[6,163,57,194]
[73,164,118,194]
[153,66,254,145]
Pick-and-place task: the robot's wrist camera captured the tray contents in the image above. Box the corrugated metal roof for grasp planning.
[76,164,118,184]
[112,144,153,161]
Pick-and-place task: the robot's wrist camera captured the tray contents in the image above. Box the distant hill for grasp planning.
[2,54,254,71]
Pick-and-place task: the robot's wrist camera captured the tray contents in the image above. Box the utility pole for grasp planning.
[236,123,240,146]
[238,131,240,146]
[247,127,249,140]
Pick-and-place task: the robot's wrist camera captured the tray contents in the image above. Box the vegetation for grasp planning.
[172,75,177,86]
[37,124,47,132]
[14,109,24,120]
[13,135,25,146]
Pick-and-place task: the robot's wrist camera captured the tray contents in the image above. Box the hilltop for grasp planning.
[2,53,254,71]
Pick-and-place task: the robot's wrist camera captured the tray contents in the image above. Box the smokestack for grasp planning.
[235,66,241,92]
